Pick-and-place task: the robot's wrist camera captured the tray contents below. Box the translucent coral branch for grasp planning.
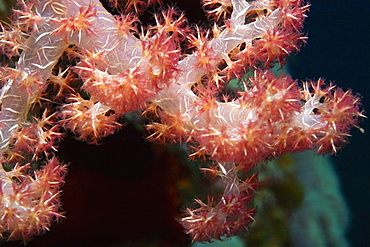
[0,0,142,150]
[181,162,257,242]
[0,3,68,151]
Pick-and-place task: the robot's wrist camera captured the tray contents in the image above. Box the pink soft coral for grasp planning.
[0,0,363,243]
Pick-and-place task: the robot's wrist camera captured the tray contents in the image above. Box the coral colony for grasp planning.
[0,0,363,243]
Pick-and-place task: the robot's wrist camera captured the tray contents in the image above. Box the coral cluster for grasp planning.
[0,0,363,243]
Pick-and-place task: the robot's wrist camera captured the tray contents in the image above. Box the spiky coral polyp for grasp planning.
[0,157,66,241]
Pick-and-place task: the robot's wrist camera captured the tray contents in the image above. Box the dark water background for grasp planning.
[289,1,370,246]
